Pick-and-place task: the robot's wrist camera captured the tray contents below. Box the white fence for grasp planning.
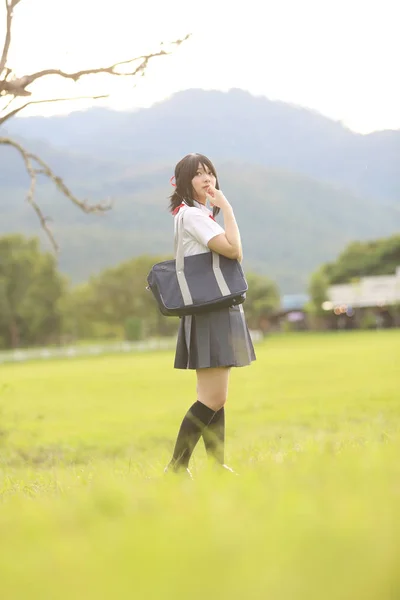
[0,338,176,365]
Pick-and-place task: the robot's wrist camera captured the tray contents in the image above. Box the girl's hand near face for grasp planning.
[205,185,229,209]
[206,184,242,261]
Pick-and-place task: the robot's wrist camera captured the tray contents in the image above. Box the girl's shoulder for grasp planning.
[184,204,213,218]
[175,205,210,224]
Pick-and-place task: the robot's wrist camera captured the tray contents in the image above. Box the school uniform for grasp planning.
[173,200,256,370]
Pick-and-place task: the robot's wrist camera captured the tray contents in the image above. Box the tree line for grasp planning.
[0,234,280,349]
[2,232,399,349]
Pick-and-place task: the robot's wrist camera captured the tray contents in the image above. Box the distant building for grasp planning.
[326,266,400,310]
[269,268,400,332]
[324,266,400,329]
[267,294,310,331]
[282,294,310,312]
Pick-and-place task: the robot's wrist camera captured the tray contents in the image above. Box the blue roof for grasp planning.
[281,294,309,311]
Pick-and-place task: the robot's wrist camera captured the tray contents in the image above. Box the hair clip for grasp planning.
[169,176,176,187]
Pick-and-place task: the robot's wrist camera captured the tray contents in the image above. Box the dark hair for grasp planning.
[169,153,220,218]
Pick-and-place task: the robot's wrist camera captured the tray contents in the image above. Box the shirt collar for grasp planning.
[192,199,210,212]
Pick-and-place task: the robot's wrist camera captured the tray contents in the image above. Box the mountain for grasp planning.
[1,161,399,292]
[6,89,400,203]
[1,89,400,292]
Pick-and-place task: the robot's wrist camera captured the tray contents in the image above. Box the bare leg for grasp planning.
[196,367,230,411]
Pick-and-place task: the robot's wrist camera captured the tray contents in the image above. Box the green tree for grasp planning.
[125,317,144,341]
[58,282,98,342]
[63,255,179,340]
[305,268,330,329]
[323,234,400,284]
[0,235,66,348]
[244,272,280,332]
[307,268,329,315]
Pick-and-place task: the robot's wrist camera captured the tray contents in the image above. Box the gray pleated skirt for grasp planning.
[174,304,256,370]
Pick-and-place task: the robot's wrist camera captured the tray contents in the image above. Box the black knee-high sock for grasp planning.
[203,407,225,464]
[169,401,216,470]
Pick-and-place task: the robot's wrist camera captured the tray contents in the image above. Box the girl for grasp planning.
[165,153,256,477]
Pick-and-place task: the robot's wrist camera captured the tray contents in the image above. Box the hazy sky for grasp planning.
[2,0,399,133]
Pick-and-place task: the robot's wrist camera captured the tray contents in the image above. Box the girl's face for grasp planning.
[191,163,216,204]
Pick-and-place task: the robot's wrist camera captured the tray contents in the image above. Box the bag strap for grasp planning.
[174,205,193,306]
[174,205,187,273]
[174,204,232,302]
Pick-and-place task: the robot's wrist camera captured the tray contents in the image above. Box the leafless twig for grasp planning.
[0,1,22,77]
[0,94,108,125]
[0,136,113,251]
[0,35,190,101]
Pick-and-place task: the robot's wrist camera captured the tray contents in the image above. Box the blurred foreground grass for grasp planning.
[0,331,399,599]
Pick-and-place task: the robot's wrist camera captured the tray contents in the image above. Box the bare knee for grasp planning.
[201,392,226,412]
[196,368,230,412]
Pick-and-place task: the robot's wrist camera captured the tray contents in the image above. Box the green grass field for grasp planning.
[1,330,399,600]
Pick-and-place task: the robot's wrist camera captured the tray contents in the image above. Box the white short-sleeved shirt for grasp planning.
[174,200,225,257]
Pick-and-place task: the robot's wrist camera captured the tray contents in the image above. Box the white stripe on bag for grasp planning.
[212,252,230,296]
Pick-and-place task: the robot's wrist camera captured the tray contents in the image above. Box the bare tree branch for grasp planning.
[0,1,19,77]
[0,94,108,125]
[0,136,113,251]
[1,35,190,98]
[1,87,15,112]
[0,0,190,251]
